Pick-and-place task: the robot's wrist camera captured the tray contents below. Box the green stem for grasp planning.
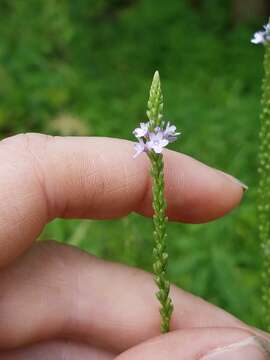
[258,41,270,331]
[150,152,173,333]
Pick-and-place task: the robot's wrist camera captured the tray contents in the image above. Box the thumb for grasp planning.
[116,328,270,359]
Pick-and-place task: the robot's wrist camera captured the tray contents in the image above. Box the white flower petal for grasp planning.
[133,122,149,138]
[153,145,163,153]
[251,29,269,45]
[161,139,169,146]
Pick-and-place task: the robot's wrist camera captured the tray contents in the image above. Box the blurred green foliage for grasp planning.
[0,0,265,328]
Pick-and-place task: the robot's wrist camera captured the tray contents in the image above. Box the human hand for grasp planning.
[0,133,269,359]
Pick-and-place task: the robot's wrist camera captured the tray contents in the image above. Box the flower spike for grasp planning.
[255,19,270,330]
[132,72,180,333]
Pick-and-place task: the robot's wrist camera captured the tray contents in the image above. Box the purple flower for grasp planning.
[264,24,270,32]
[147,131,169,154]
[133,122,149,138]
[251,24,270,45]
[132,120,179,157]
[252,31,267,44]
[133,138,147,158]
[163,122,181,143]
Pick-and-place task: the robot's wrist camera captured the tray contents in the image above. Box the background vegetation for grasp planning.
[0,0,268,328]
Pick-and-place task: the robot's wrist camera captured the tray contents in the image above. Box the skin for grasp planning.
[0,133,268,359]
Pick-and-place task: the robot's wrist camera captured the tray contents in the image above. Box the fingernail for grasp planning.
[216,170,248,191]
[200,336,269,359]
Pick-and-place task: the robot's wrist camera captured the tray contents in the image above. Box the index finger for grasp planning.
[0,133,244,266]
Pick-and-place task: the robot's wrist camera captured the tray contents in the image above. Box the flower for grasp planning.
[252,31,267,45]
[264,24,270,32]
[147,130,169,154]
[163,122,181,143]
[133,138,147,158]
[251,24,270,45]
[132,121,179,157]
[133,122,149,138]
